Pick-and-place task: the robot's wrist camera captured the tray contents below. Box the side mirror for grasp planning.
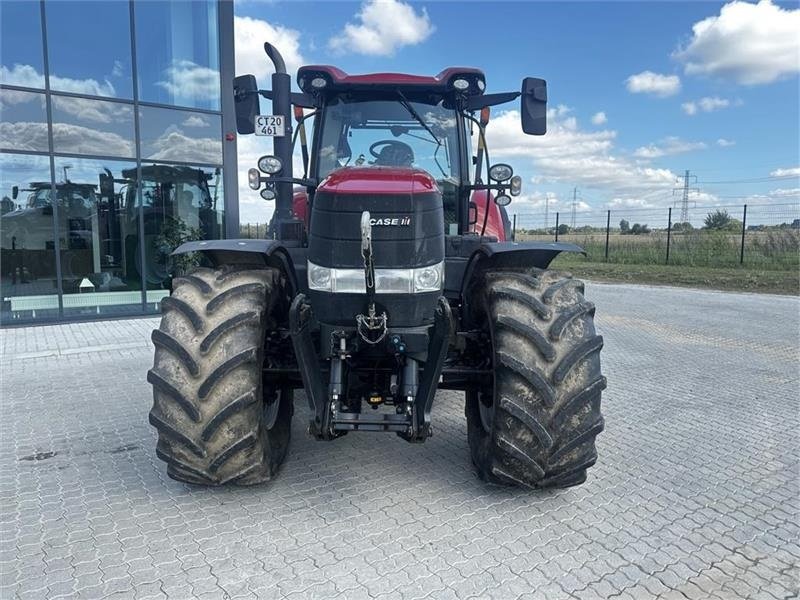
[233,75,260,135]
[11,186,19,200]
[520,77,547,135]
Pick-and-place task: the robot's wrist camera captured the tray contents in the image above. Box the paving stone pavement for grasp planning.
[1,282,798,600]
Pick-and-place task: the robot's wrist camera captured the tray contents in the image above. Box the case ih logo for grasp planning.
[370,217,411,226]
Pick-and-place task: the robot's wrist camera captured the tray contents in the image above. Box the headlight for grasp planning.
[307,263,332,291]
[247,168,260,190]
[494,194,512,207]
[307,261,444,294]
[260,188,276,201]
[413,263,442,292]
[258,155,282,174]
[489,163,513,182]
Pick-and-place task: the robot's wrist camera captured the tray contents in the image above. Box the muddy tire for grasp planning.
[148,265,292,485]
[466,268,606,489]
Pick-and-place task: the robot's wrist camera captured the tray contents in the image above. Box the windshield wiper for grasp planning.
[396,91,447,177]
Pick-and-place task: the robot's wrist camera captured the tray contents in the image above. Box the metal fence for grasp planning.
[512,202,800,270]
[240,202,800,271]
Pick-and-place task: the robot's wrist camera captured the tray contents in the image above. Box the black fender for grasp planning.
[459,241,585,325]
[172,239,299,297]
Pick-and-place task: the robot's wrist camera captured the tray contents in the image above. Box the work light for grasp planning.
[258,155,282,174]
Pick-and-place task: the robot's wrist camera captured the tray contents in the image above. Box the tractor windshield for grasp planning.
[316,96,461,183]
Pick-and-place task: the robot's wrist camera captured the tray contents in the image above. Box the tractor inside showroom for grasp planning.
[148,43,605,489]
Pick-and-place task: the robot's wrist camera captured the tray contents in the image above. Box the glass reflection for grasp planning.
[0,153,59,322]
[134,1,220,110]
[52,158,143,316]
[45,0,133,99]
[0,89,49,152]
[139,105,221,164]
[51,96,135,158]
[0,1,45,89]
[139,163,223,291]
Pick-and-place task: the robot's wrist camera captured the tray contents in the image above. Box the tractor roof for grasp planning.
[297,65,486,97]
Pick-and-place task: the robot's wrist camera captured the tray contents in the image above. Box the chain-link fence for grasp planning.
[513,202,800,270]
[240,202,799,270]
[239,223,269,239]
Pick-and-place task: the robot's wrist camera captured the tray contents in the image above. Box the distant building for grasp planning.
[0,0,238,324]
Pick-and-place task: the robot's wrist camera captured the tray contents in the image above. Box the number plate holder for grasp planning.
[254,115,285,137]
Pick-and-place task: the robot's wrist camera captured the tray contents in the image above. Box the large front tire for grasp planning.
[467,268,606,489]
[148,265,292,485]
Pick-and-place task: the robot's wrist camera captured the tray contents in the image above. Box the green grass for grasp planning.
[549,256,799,295]
[519,229,800,271]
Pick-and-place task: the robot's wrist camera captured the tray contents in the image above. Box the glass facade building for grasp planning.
[0,0,238,324]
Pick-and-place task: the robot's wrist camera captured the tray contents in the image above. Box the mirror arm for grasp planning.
[257,89,318,108]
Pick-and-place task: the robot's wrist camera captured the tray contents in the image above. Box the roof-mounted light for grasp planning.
[310,77,327,90]
[452,78,470,91]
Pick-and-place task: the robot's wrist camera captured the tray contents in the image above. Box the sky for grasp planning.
[232,0,800,225]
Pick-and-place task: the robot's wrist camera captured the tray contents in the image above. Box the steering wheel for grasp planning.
[369,140,414,167]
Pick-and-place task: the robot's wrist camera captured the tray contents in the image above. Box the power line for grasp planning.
[696,175,798,185]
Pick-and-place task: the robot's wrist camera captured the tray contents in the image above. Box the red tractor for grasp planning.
[148,44,605,489]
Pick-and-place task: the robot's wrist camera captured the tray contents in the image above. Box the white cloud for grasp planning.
[485,109,679,207]
[769,188,800,198]
[681,96,731,115]
[716,138,736,147]
[234,15,308,223]
[770,167,800,177]
[234,15,305,80]
[182,115,210,128]
[625,71,681,97]
[145,127,222,164]
[633,137,707,159]
[674,0,800,85]
[0,121,134,157]
[591,112,607,125]
[328,0,434,56]
[156,60,220,102]
[0,63,116,97]
[51,95,132,124]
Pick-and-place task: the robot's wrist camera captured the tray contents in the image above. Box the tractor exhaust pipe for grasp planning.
[264,42,293,228]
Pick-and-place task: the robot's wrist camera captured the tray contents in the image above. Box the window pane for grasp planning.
[139,163,223,293]
[45,1,133,99]
[135,1,220,110]
[0,1,45,89]
[0,89,49,152]
[0,153,59,322]
[52,96,135,158]
[139,106,222,164]
[53,157,143,317]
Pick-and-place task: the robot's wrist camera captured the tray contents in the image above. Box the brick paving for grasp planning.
[1,283,798,599]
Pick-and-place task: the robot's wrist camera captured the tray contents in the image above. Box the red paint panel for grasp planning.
[470,189,506,241]
[317,167,439,195]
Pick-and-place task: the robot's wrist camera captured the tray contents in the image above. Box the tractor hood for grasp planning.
[317,167,439,196]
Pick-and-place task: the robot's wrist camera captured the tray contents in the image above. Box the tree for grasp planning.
[557,223,570,235]
[704,209,733,230]
[672,222,693,232]
[619,219,630,234]
[630,223,650,235]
